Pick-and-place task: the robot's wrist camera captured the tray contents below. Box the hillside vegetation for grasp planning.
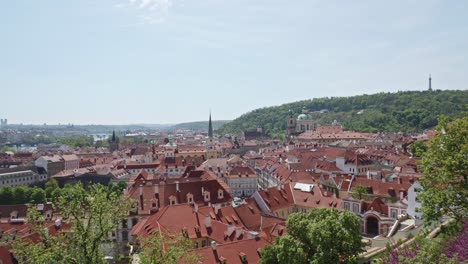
[217,90,468,136]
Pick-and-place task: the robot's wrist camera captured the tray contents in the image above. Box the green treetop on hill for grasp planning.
[218,90,468,136]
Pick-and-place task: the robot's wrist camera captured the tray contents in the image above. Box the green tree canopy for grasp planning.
[45,178,59,198]
[410,140,428,157]
[418,116,468,223]
[260,208,364,264]
[29,188,46,204]
[1,146,16,153]
[57,135,94,147]
[352,185,369,200]
[137,231,198,264]
[0,186,14,204]
[117,181,128,192]
[10,183,132,264]
[13,185,29,204]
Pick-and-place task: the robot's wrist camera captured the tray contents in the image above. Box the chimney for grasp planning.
[214,204,220,215]
[235,227,243,239]
[247,231,259,239]
[55,219,61,228]
[226,225,235,237]
[205,215,212,228]
[193,203,199,213]
[201,186,205,195]
[175,181,180,192]
[211,241,217,251]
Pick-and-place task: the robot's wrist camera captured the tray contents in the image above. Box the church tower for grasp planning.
[287,110,297,136]
[208,112,213,139]
[109,130,119,152]
[206,112,217,159]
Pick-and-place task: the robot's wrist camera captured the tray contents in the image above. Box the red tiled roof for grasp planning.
[350,177,411,197]
[291,184,341,210]
[132,204,250,245]
[195,237,271,264]
[362,198,388,216]
[232,198,264,231]
[227,167,257,178]
[257,184,294,211]
[0,246,14,264]
[124,171,232,215]
[116,163,159,170]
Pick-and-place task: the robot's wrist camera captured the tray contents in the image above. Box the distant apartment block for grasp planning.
[0,169,48,188]
[35,154,80,176]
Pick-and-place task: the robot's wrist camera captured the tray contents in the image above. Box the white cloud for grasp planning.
[117,0,174,24]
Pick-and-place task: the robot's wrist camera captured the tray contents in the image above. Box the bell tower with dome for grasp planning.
[296,108,314,132]
[287,108,315,135]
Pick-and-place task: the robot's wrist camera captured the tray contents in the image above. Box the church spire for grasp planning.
[208,112,213,139]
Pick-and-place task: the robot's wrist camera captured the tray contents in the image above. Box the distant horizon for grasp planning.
[2,88,465,126]
[2,120,232,127]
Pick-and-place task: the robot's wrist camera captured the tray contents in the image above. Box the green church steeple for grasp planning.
[208,112,213,139]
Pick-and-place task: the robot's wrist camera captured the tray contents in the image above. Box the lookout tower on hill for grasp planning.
[428,74,432,91]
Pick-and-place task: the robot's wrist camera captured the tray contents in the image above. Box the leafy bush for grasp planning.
[383,220,468,264]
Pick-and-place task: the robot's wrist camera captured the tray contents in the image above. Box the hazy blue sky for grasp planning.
[1,0,467,125]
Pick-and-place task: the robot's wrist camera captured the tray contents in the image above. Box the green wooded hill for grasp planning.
[217,90,468,137]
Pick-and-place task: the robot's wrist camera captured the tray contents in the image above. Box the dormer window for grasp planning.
[10,211,18,219]
[169,196,177,205]
[218,189,224,199]
[187,193,194,204]
[204,191,210,202]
